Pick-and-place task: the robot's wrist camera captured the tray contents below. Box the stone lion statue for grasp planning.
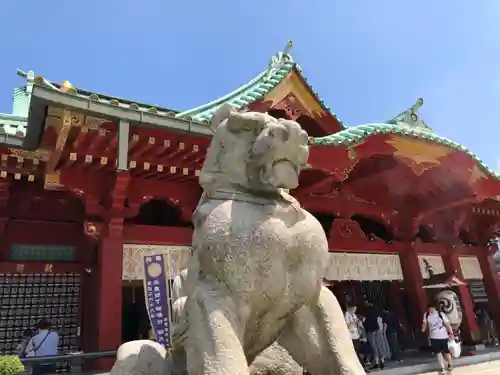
[162,268,303,375]
[111,340,167,375]
[168,105,365,374]
[112,269,301,375]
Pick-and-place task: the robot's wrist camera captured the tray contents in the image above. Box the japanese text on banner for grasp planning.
[143,254,172,347]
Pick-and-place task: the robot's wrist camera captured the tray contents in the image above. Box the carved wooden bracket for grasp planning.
[330,218,367,242]
[295,185,395,231]
[110,172,130,213]
[103,172,131,239]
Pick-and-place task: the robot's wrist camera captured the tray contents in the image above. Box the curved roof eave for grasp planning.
[311,121,500,181]
[174,41,343,126]
[13,42,342,132]
[175,55,295,123]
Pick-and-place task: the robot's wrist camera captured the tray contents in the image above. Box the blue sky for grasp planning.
[1,1,499,170]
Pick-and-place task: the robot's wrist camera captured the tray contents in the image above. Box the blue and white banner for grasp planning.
[142,254,172,347]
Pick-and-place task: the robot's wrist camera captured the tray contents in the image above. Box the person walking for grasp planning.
[476,307,497,346]
[382,308,402,363]
[363,299,387,370]
[344,304,362,362]
[24,319,59,375]
[422,302,455,374]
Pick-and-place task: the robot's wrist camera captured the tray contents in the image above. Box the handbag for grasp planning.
[448,339,461,358]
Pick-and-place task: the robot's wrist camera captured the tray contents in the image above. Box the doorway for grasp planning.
[122,282,150,342]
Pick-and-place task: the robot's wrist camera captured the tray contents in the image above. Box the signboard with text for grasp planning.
[142,254,172,347]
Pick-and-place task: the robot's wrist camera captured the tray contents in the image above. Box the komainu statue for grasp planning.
[167,105,365,375]
[164,268,303,375]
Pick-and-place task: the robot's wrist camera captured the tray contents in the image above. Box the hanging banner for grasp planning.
[142,254,172,347]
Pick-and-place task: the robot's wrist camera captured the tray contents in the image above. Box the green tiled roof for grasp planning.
[0,113,27,137]
[311,98,500,180]
[175,41,343,125]
[0,112,27,147]
[11,42,342,135]
[175,43,295,123]
[0,70,32,142]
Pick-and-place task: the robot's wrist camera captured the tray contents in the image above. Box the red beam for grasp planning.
[294,174,337,195]
[294,193,394,228]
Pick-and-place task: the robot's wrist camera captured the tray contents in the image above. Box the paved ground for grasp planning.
[418,360,500,375]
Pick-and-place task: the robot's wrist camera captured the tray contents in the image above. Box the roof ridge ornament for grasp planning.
[16,69,36,95]
[388,97,433,132]
[265,40,294,82]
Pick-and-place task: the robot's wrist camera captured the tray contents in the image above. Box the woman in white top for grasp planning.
[421,302,454,374]
[344,304,362,361]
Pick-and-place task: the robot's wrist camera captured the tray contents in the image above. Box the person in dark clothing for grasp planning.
[383,309,402,363]
[476,307,497,346]
[363,300,386,369]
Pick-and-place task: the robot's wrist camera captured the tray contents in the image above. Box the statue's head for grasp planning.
[200,104,309,193]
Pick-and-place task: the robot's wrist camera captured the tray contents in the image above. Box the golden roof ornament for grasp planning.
[61,80,77,94]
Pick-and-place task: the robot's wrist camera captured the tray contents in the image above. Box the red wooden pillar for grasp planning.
[94,172,130,370]
[442,248,480,343]
[79,229,98,354]
[0,179,11,261]
[477,249,500,338]
[96,237,124,348]
[399,242,428,343]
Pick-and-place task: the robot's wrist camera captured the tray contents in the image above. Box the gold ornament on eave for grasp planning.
[61,80,77,94]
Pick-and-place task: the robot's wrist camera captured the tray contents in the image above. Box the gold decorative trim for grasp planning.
[385,136,453,175]
[44,171,63,190]
[8,148,51,162]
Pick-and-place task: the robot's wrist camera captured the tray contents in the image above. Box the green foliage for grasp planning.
[0,356,25,375]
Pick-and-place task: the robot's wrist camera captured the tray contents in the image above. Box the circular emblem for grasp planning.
[147,262,162,278]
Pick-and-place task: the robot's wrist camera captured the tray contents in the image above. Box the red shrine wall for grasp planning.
[0,181,89,266]
[1,177,498,364]
[0,181,89,360]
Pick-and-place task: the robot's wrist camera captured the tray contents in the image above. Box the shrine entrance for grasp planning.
[122,283,149,342]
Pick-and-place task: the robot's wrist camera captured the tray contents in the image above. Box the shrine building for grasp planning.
[1,42,500,363]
